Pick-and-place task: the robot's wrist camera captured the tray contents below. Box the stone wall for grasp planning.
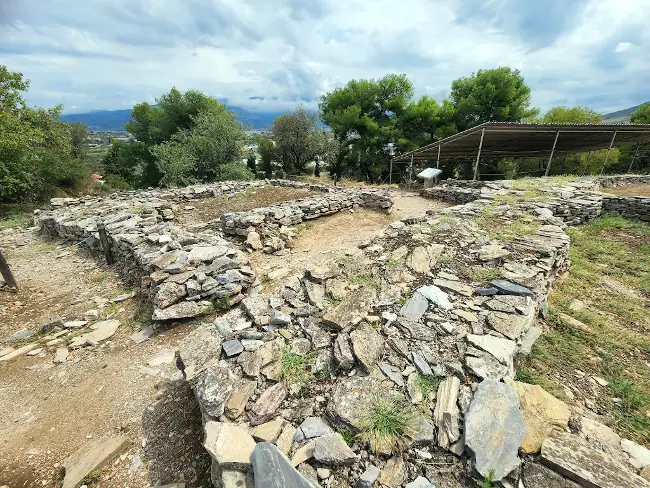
[37,193,257,321]
[597,174,650,188]
[603,196,650,221]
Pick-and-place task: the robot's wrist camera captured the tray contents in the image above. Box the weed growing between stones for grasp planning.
[414,374,441,399]
[340,428,356,446]
[280,348,313,385]
[82,469,102,485]
[359,395,417,454]
[480,469,495,488]
[466,266,502,283]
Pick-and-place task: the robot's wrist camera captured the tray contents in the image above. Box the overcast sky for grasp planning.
[1,0,648,114]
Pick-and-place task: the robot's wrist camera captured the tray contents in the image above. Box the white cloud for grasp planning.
[0,0,648,114]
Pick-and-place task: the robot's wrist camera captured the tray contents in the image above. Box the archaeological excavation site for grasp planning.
[1,175,650,488]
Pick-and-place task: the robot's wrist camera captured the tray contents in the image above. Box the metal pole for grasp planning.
[435,144,441,184]
[544,131,560,176]
[410,154,414,184]
[581,151,592,176]
[0,249,18,290]
[473,128,486,181]
[389,159,393,185]
[627,143,640,174]
[599,131,618,175]
[97,222,115,265]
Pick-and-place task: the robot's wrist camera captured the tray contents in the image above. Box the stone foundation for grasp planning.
[603,196,650,221]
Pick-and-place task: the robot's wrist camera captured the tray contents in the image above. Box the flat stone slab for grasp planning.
[313,433,357,465]
[204,422,256,470]
[68,320,121,349]
[152,300,213,321]
[417,284,452,310]
[466,334,516,368]
[433,278,473,296]
[251,442,315,488]
[178,324,223,382]
[465,379,525,481]
[328,376,383,430]
[62,436,130,488]
[0,343,37,361]
[541,432,650,488]
[399,292,429,321]
[322,287,376,330]
[489,279,534,296]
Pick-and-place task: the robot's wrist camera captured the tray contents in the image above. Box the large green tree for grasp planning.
[630,103,650,124]
[319,74,414,181]
[271,107,321,175]
[450,67,538,130]
[538,106,602,124]
[398,96,457,149]
[0,65,88,202]
[150,102,248,186]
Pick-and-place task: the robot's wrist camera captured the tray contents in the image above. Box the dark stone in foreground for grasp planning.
[475,287,499,296]
[251,442,315,488]
[489,279,534,296]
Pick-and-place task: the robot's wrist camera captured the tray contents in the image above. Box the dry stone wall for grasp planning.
[603,195,650,221]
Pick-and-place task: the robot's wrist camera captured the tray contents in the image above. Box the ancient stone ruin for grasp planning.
[31,176,650,487]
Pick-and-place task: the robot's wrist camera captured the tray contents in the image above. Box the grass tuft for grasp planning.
[467,266,501,283]
[280,349,312,385]
[414,374,441,398]
[359,395,416,454]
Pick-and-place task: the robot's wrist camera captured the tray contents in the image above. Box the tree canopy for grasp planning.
[630,103,650,124]
[537,106,603,124]
[451,67,538,130]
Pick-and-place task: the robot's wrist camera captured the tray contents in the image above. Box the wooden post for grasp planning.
[581,151,592,176]
[97,222,115,265]
[389,158,393,185]
[0,249,18,290]
[544,131,560,176]
[627,143,640,174]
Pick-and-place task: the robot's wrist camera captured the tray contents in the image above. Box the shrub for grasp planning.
[359,395,416,453]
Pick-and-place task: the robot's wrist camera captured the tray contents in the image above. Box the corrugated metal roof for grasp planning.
[392,122,650,162]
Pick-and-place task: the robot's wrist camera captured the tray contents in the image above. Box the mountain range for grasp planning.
[61,104,286,131]
[61,101,648,132]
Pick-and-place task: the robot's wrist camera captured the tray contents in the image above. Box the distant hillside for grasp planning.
[61,104,286,131]
[603,101,649,123]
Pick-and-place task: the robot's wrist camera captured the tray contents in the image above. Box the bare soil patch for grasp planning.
[179,186,311,225]
[604,183,650,197]
[0,229,211,487]
[251,191,450,281]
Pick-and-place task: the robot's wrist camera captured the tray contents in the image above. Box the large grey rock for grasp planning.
[417,285,452,310]
[152,300,212,320]
[400,292,429,321]
[204,421,256,470]
[522,462,580,488]
[322,286,376,330]
[241,295,271,325]
[328,376,383,430]
[154,281,187,309]
[487,311,532,340]
[541,433,650,488]
[178,324,223,382]
[225,378,257,420]
[465,351,509,381]
[313,433,357,465]
[237,350,262,377]
[251,442,315,488]
[294,417,334,442]
[250,383,287,426]
[350,324,383,372]
[433,377,461,449]
[621,438,650,470]
[466,334,516,368]
[489,279,534,296]
[304,280,326,309]
[406,244,444,273]
[465,379,525,481]
[333,332,355,371]
[270,309,291,326]
[195,361,237,418]
[412,350,432,376]
[188,245,228,263]
[222,339,244,357]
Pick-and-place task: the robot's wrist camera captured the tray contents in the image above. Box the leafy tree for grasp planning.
[630,103,650,124]
[255,135,276,176]
[0,65,88,202]
[67,121,89,159]
[150,102,246,186]
[398,96,457,149]
[450,67,538,130]
[272,107,321,175]
[246,151,257,172]
[319,74,414,181]
[537,106,602,124]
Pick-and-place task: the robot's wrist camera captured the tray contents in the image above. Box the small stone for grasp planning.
[417,285,452,310]
[313,433,357,465]
[489,279,534,296]
[270,310,291,326]
[250,383,287,426]
[237,351,262,377]
[322,287,376,330]
[350,324,383,372]
[63,321,87,329]
[379,456,406,488]
[405,476,436,488]
[328,376,383,429]
[399,292,429,321]
[54,347,69,364]
[621,438,650,470]
[251,419,286,443]
[294,417,333,442]
[225,379,256,420]
[317,468,330,479]
[204,422,255,470]
[196,361,237,418]
[475,287,499,296]
[411,351,432,376]
[379,362,405,387]
[454,309,478,323]
[333,333,355,371]
[291,440,315,467]
[357,465,380,488]
[275,423,296,455]
[222,339,244,357]
[26,348,43,356]
[433,376,461,449]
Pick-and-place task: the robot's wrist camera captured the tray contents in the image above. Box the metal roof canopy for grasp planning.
[392,122,650,161]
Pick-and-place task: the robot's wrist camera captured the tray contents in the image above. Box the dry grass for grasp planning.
[604,184,650,197]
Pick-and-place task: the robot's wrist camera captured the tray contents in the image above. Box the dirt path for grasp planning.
[251,191,449,280]
[0,229,211,487]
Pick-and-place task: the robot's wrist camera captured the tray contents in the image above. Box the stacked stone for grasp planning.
[36,195,256,321]
[603,196,650,221]
[359,189,393,212]
[597,174,650,188]
[421,186,482,204]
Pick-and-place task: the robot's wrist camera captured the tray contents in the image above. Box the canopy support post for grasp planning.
[627,143,640,174]
[581,151,592,176]
[599,131,618,175]
[389,159,393,185]
[544,131,560,176]
[472,128,485,181]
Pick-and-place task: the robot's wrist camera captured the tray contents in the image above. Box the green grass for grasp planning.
[82,469,102,485]
[415,374,441,398]
[340,428,356,446]
[280,349,313,384]
[518,215,650,445]
[0,204,35,229]
[467,266,501,283]
[480,469,495,488]
[347,272,380,290]
[359,395,417,454]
